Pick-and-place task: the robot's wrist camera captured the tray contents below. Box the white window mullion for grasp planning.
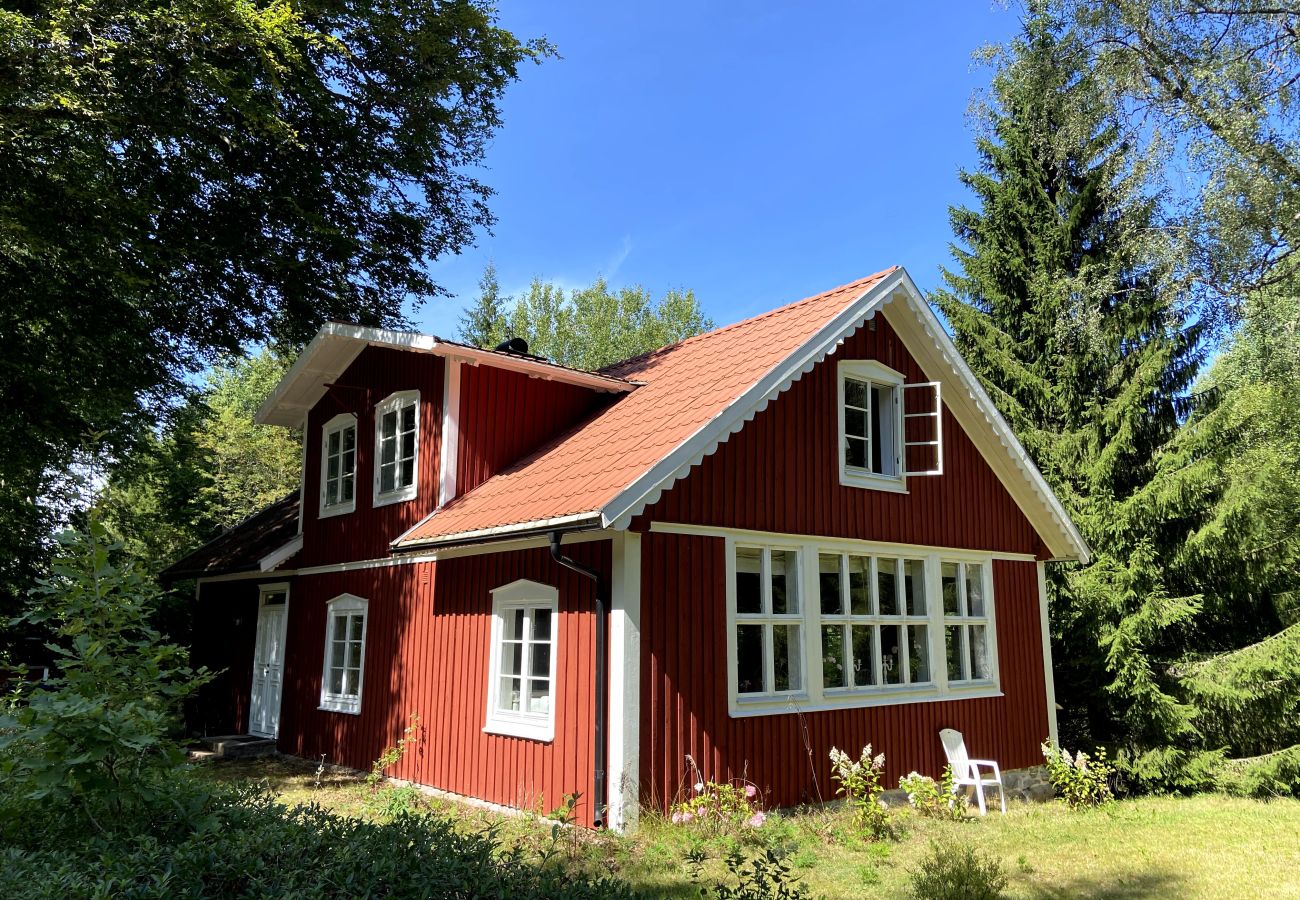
[927,555,948,693]
[802,540,824,704]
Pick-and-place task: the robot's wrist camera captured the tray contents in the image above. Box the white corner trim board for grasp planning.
[438,359,461,507]
[607,530,642,833]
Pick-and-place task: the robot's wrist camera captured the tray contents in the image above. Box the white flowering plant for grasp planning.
[828,744,896,840]
[898,767,967,820]
[1041,740,1114,809]
[670,756,767,832]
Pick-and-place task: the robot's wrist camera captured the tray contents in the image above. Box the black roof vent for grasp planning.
[493,337,529,355]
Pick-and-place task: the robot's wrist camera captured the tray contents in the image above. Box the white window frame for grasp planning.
[319,593,368,714]
[319,413,358,518]
[485,579,559,742]
[373,390,420,507]
[941,560,999,686]
[837,359,907,493]
[723,532,1000,717]
[729,544,806,704]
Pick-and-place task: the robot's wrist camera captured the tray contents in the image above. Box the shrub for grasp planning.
[899,767,967,820]
[829,744,896,840]
[1041,741,1115,809]
[687,847,809,899]
[907,841,1008,900]
[671,756,767,834]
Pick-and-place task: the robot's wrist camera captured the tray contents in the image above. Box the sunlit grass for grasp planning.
[197,756,1300,898]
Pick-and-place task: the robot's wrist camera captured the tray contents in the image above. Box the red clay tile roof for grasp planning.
[395,269,897,548]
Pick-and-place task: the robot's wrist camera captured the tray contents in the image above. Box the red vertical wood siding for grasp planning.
[190,579,265,736]
[300,347,444,567]
[639,532,1047,811]
[276,542,610,828]
[634,318,1048,557]
[456,363,611,497]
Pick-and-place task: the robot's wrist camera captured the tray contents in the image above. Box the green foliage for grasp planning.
[366,712,422,789]
[1216,745,1300,799]
[907,841,1008,900]
[688,847,809,900]
[829,745,896,840]
[1041,742,1115,809]
[899,767,967,820]
[672,779,767,833]
[0,521,212,831]
[459,265,714,369]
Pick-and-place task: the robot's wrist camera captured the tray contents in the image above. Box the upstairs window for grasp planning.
[320,413,357,517]
[320,594,368,714]
[837,359,943,490]
[485,579,559,742]
[374,391,419,506]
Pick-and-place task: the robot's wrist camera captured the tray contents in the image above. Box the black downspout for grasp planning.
[549,531,607,828]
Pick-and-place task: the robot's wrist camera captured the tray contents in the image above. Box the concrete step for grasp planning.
[195,734,278,759]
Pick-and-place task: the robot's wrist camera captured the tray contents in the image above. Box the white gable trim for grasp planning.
[259,534,304,572]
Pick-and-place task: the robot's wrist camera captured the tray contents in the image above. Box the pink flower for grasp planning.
[745,784,758,799]
[671,811,685,825]
[747,811,766,828]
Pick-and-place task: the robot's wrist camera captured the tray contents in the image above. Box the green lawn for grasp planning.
[199,756,1300,898]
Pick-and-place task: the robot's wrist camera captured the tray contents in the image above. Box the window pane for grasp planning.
[845,407,867,440]
[845,377,867,410]
[381,465,396,493]
[326,480,339,506]
[947,625,965,681]
[883,624,904,685]
[532,607,552,641]
[851,624,878,687]
[327,455,339,479]
[346,640,362,670]
[530,643,550,678]
[970,625,990,680]
[502,641,522,677]
[903,559,926,615]
[736,624,765,694]
[329,666,344,695]
[845,436,868,469]
[870,386,888,475]
[341,473,354,501]
[381,436,397,465]
[771,550,798,614]
[342,427,355,452]
[333,615,348,641]
[877,559,898,616]
[401,429,416,459]
[942,563,960,615]
[382,410,398,437]
[819,554,843,615]
[848,556,871,615]
[350,614,364,642]
[504,608,524,642]
[500,676,521,712]
[401,403,416,432]
[328,431,340,454]
[909,624,930,683]
[822,625,846,688]
[773,624,801,692]
[735,548,762,614]
[528,679,550,714]
[966,564,986,617]
[401,458,414,486]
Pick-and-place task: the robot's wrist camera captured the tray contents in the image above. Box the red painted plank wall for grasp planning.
[634,317,1048,557]
[639,532,1048,811]
[190,578,263,736]
[456,363,611,497]
[275,541,609,827]
[300,347,444,567]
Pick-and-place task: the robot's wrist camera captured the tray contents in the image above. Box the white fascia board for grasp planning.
[259,534,304,572]
[391,511,603,551]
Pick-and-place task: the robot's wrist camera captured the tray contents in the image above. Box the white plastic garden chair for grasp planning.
[939,728,1005,815]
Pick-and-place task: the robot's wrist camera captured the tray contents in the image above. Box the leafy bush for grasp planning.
[829,744,896,840]
[0,523,212,831]
[1041,741,1115,809]
[687,847,808,899]
[907,841,1008,900]
[898,767,967,820]
[1216,745,1300,798]
[672,779,767,831]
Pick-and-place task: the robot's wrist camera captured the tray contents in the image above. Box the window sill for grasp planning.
[840,469,908,494]
[728,686,1003,718]
[483,716,554,743]
[373,487,417,508]
[319,700,362,715]
[319,502,356,520]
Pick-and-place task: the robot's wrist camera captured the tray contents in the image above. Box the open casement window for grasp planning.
[320,413,358,518]
[485,580,558,742]
[732,546,804,700]
[373,390,419,506]
[320,594,368,714]
[818,553,931,692]
[942,561,996,684]
[837,360,943,490]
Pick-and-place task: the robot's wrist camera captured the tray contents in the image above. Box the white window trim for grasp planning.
[319,593,368,714]
[941,559,1000,687]
[725,535,1001,718]
[485,579,559,743]
[837,359,908,493]
[372,390,420,508]
[730,544,808,704]
[319,412,358,518]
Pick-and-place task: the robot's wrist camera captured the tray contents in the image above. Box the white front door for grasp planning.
[250,584,290,738]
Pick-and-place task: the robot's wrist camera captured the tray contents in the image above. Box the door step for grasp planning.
[193,734,278,759]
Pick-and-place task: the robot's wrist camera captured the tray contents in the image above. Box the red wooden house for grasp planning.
[166,266,1088,830]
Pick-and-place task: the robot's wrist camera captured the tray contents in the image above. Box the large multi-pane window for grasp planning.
[729,539,998,714]
[486,580,559,742]
[374,391,419,504]
[320,594,367,714]
[320,414,357,516]
[734,546,804,697]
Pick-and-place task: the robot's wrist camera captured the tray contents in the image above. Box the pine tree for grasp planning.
[459,261,510,348]
[932,11,1209,785]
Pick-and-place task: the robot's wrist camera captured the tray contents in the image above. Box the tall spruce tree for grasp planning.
[932,12,1209,786]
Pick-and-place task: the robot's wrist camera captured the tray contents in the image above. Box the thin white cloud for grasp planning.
[604,234,632,280]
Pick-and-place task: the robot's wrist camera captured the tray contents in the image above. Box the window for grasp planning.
[373,391,419,506]
[942,561,994,683]
[733,546,804,698]
[837,359,944,489]
[726,535,999,716]
[320,594,368,714]
[320,413,357,517]
[486,580,559,742]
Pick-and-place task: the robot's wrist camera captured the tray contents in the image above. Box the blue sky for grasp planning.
[411,2,1023,338]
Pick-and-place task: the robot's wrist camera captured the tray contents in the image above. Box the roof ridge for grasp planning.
[599,268,896,375]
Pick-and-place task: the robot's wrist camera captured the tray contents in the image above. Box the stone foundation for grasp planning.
[880,765,1054,808]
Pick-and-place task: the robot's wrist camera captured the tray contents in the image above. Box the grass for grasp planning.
[198,755,1300,898]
